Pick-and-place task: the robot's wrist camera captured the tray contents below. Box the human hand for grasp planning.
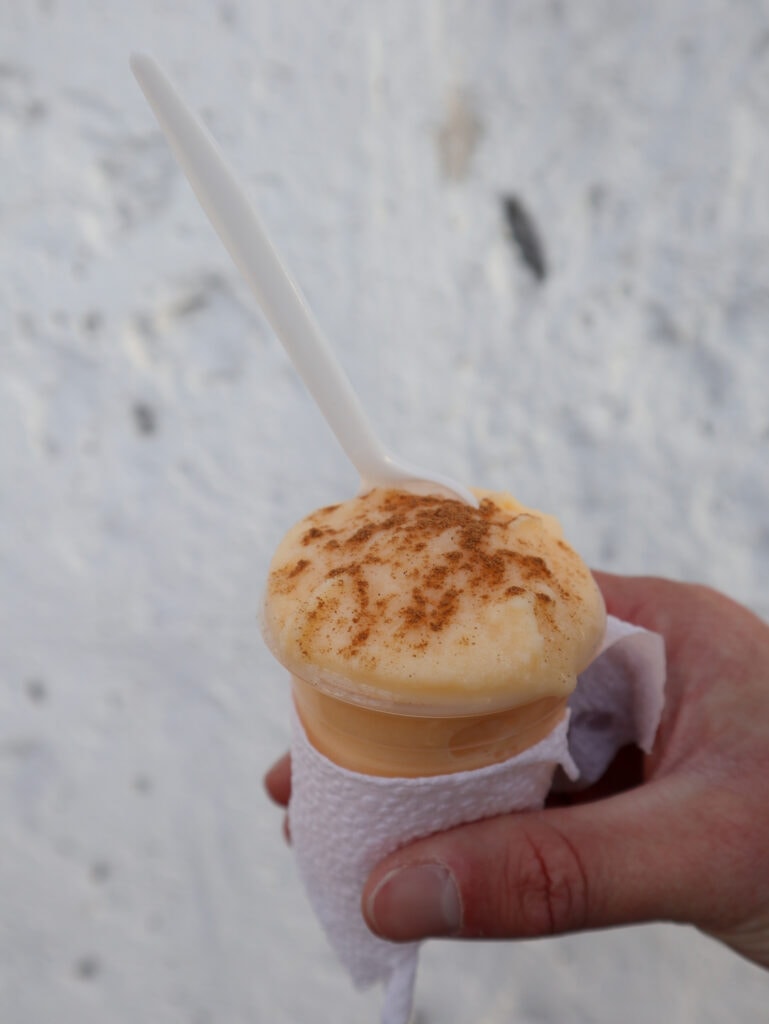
[265,574,769,969]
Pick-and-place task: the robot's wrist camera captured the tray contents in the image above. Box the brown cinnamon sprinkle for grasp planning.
[273,490,583,661]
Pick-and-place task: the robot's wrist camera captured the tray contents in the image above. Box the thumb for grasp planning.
[362,774,715,942]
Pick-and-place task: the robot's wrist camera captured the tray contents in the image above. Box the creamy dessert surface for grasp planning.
[263,488,606,714]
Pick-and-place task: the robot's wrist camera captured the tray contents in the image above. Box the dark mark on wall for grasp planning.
[587,182,607,212]
[501,195,547,282]
[132,402,157,436]
[25,678,48,703]
[75,955,101,980]
[90,860,112,883]
[172,290,210,319]
[133,774,153,795]
[82,310,103,335]
[219,2,237,27]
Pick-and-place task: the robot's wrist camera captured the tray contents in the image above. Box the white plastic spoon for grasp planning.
[130,54,477,507]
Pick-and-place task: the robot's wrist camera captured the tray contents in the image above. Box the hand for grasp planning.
[265,574,769,969]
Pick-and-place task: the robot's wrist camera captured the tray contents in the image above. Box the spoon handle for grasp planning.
[130,53,388,482]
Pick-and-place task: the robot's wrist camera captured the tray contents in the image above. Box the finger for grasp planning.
[363,773,716,943]
[591,571,681,631]
[264,753,292,807]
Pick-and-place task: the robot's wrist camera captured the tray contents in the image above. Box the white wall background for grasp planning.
[1,1,768,1021]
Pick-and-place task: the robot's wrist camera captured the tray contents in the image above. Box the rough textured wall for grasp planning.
[2,2,768,1022]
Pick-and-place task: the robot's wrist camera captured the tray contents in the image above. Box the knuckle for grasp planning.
[511,823,590,937]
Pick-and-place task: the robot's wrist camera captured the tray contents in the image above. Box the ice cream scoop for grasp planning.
[263,487,606,775]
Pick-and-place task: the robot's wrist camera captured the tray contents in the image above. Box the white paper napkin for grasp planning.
[288,616,665,1024]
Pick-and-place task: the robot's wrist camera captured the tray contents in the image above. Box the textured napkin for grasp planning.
[288,616,665,1024]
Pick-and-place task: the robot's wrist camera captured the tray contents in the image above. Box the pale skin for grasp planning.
[264,573,769,970]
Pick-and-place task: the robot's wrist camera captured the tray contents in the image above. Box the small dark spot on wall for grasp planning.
[587,182,608,212]
[25,678,48,703]
[133,774,153,795]
[75,955,101,980]
[172,291,209,318]
[501,196,547,282]
[646,301,684,348]
[25,99,47,121]
[6,737,46,760]
[0,64,27,81]
[17,312,37,337]
[132,402,158,436]
[549,0,565,20]
[219,2,237,27]
[699,417,715,437]
[90,860,112,883]
[82,310,103,335]
[146,912,164,933]
[129,310,157,343]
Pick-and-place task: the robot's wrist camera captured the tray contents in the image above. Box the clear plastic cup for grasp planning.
[291,674,568,777]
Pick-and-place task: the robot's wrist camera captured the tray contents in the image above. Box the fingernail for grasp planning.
[366,863,462,941]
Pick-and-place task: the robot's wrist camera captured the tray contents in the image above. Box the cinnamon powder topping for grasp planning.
[268,489,589,665]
